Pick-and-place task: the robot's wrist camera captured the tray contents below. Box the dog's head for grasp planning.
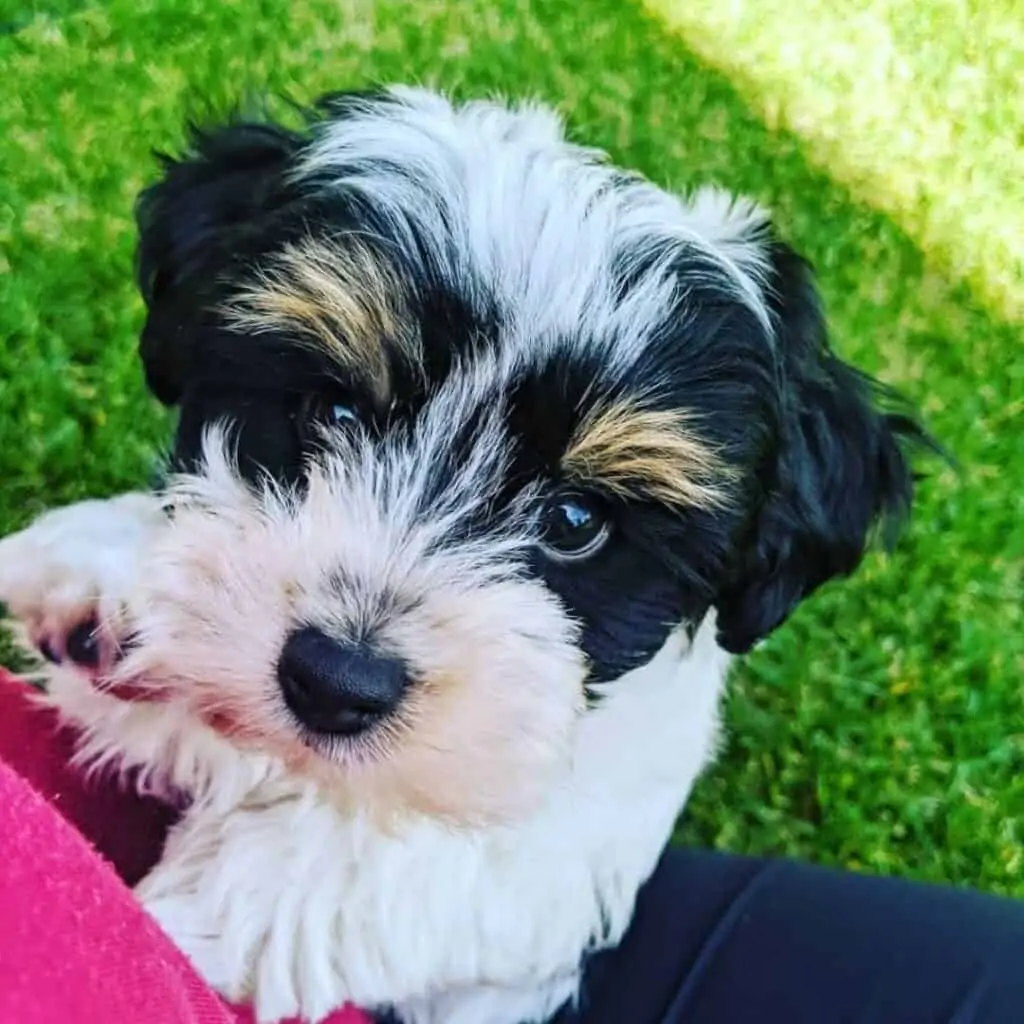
[120,87,930,823]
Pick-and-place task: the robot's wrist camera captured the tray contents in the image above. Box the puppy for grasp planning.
[0,86,931,1024]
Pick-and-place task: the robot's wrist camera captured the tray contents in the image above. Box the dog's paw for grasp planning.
[0,493,166,676]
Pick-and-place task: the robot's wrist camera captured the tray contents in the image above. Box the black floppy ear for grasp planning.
[714,241,935,655]
[135,118,305,405]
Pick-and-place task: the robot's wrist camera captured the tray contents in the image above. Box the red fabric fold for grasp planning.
[0,668,369,1024]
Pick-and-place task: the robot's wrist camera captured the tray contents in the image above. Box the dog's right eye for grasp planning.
[320,400,360,427]
[299,393,362,435]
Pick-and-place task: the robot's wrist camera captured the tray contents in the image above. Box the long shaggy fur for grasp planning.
[0,84,933,1024]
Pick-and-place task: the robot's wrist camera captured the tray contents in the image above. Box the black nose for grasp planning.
[277,627,408,736]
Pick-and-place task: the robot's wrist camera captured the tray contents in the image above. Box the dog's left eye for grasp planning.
[537,493,611,563]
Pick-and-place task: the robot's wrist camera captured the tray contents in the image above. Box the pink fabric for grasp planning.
[0,668,370,1024]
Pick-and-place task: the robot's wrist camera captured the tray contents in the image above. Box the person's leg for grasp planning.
[0,669,371,1024]
[0,668,179,885]
[0,671,233,1024]
[559,847,1024,1024]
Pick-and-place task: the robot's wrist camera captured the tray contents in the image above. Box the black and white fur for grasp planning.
[0,86,930,1024]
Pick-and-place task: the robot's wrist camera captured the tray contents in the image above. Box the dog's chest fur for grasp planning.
[57,622,728,1024]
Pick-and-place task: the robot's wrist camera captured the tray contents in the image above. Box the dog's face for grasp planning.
[119,87,926,823]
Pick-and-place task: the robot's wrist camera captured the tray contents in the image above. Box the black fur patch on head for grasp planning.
[136,119,310,406]
[503,301,773,683]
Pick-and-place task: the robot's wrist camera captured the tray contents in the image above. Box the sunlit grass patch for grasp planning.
[646,0,1024,324]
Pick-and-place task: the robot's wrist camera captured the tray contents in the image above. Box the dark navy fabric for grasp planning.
[554,848,1024,1024]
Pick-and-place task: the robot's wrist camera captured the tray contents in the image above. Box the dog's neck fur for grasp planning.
[44,616,730,1024]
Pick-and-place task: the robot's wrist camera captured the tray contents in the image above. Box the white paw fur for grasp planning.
[0,493,166,671]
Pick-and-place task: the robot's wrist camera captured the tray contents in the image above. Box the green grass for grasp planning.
[1,0,1021,893]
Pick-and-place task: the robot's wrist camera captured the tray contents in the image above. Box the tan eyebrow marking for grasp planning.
[561,400,734,510]
[220,237,422,400]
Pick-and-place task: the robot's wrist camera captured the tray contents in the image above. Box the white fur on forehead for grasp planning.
[295,86,774,362]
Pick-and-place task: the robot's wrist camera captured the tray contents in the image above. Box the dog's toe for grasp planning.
[65,616,102,668]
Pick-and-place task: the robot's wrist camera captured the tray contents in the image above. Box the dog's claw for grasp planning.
[65,617,101,668]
